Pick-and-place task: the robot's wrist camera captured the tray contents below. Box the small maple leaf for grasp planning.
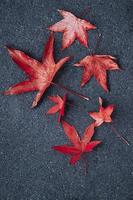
[47,94,67,123]
[48,9,96,49]
[74,55,120,91]
[88,97,115,127]
[52,121,101,165]
[4,33,70,108]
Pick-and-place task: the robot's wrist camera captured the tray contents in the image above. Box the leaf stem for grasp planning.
[82,155,88,175]
[111,124,129,145]
[51,81,90,101]
[91,31,102,55]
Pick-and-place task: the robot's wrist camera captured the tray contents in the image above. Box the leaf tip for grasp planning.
[73,62,82,67]
[98,97,103,105]
[104,87,109,92]
[3,88,12,95]
[84,43,89,48]
[31,101,37,108]
[80,82,85,88]
[57,9,63,13]
[7,47,13,54]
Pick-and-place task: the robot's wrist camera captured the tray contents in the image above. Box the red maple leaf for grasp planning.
[48,9,96,50]
[74,55,120,91]
[47,94,67,123]
[4,33,70,107]
[88,97,115,127]
[52,121,101,165]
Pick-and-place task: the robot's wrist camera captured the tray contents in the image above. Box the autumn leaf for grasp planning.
[52,121,101,165]
[4,33,70,108]
[47,94,67,123]
[48,9,96,50]
[74,55,120,91]
[88,97,115,127]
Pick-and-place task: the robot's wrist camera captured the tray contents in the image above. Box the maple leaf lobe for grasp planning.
[48,9,96,49]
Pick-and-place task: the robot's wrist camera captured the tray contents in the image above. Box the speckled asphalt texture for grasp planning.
[0,0,133,199]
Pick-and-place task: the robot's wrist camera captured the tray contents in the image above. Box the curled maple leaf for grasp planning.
[88,97,115,127]
[48,9,96,49]
[4,33,70,107]
[47,94,67,123]
[52,121,101,165]
[74,55,120,91]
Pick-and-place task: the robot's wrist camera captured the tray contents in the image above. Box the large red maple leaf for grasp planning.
[52,121,101,165]
[74,55,120,91]
[88,97,115,127]
[48,9,96,49]
[47,94,67,123]
[4,33,70,107]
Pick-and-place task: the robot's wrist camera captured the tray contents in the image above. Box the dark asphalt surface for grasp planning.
[0,0,133,199]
